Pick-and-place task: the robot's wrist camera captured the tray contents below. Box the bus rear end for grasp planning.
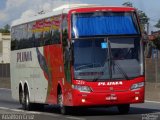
[66,6,144,114]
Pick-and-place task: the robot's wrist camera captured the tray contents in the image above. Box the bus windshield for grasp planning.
[72,12,140,38]
[73,37,142,81]
[73,38,110,80]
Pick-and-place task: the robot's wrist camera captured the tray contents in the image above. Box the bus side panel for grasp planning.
[42,44,64,104]
[11,48,49,104]
[11,50,19,101]
[32,47,48,103]
[10,50,35,102]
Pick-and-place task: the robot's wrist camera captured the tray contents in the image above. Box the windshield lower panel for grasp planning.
[73,37,142,81]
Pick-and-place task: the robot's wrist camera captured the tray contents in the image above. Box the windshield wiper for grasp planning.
[111,59,129,80]
[93,37,109,82]
[107,37,129,80]
[93,37,130,82]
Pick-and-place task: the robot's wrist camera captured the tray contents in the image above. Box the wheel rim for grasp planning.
[58,91,67,114]
[23,91,30,110]
[58,92,63,107]
[26,94,29,107]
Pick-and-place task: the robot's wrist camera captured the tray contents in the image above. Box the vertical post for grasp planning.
[0,63,3,80]
[5,64,7,78]
[146,22,150,55]
[145,23,149,82]
[2,62,3,81]
[155,50,158,88]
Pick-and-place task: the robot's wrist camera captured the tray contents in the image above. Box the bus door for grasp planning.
[61,14,72,105]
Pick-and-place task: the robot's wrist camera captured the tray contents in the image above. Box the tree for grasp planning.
[122,2,149,32]
[155,19,160,29]
[4,24,10,31]
[0,24,10,33]
[138,10,149,31]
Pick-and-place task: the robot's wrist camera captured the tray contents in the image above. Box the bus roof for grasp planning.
[11,4,135,27]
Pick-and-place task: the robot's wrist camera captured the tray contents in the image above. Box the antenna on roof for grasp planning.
[38,10,45,15]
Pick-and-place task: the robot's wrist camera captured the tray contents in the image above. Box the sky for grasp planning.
[0,0,159,32]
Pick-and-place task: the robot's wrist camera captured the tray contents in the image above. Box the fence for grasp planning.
[145,48,160,83]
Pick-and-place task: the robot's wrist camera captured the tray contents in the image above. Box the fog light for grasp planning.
[135,97,139,100]
[82,99,86,103]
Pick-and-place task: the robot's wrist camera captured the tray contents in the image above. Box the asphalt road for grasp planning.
[0,88,160,120]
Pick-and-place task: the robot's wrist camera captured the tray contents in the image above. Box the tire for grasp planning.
[117,104,130,114]
[58,90,69,115]
[19,89,23,104]
[22,88,31,111]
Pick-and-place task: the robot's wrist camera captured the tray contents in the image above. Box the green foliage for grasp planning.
[122,1,149,32]
[0,24,10,33]
[138,10,149,24]
[155,19,160,28]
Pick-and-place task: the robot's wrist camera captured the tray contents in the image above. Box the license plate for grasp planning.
[106,96,117,101]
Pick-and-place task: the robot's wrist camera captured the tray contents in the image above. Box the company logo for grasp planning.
[98,82,106,86]
[17,51,32,63]
[98,81,123,86]
[107,81,123,86]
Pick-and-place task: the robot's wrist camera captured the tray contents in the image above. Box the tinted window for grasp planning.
[11,15,61,51]
[72,12,140,38]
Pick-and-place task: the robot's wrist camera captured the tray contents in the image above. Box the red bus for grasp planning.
[11,4,144,114]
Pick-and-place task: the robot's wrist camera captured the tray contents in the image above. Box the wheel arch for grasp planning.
[18,81,23,104]
[23,81,30,98]
[19,81,23,93]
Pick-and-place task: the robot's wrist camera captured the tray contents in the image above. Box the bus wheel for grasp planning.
[23,88,31,111]
[117,104,130,114]
[19,88,23,104]
[58,90,68,115]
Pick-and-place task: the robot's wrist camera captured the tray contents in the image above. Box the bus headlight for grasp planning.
[131,82,144,90]
[72,85,92,93]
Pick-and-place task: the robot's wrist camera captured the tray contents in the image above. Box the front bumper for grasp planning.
[71,87,144,106]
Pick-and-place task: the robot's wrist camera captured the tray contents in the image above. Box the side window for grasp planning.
[62,15,71,83]
[11,15,62,51]
[20,24,28,49]
[11,27,16,50]
[11,26,23,50]
[11,24,28,50]
[50,16,61,44]
[15,26,21,50]
[43,18,52,45]
[62,15,68,46]
[34,20,45,47]
[28,22,35,48]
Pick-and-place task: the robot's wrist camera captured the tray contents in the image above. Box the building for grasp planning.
[151,30,160,37]
[0,33,11,63]
[149,30,160,41]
